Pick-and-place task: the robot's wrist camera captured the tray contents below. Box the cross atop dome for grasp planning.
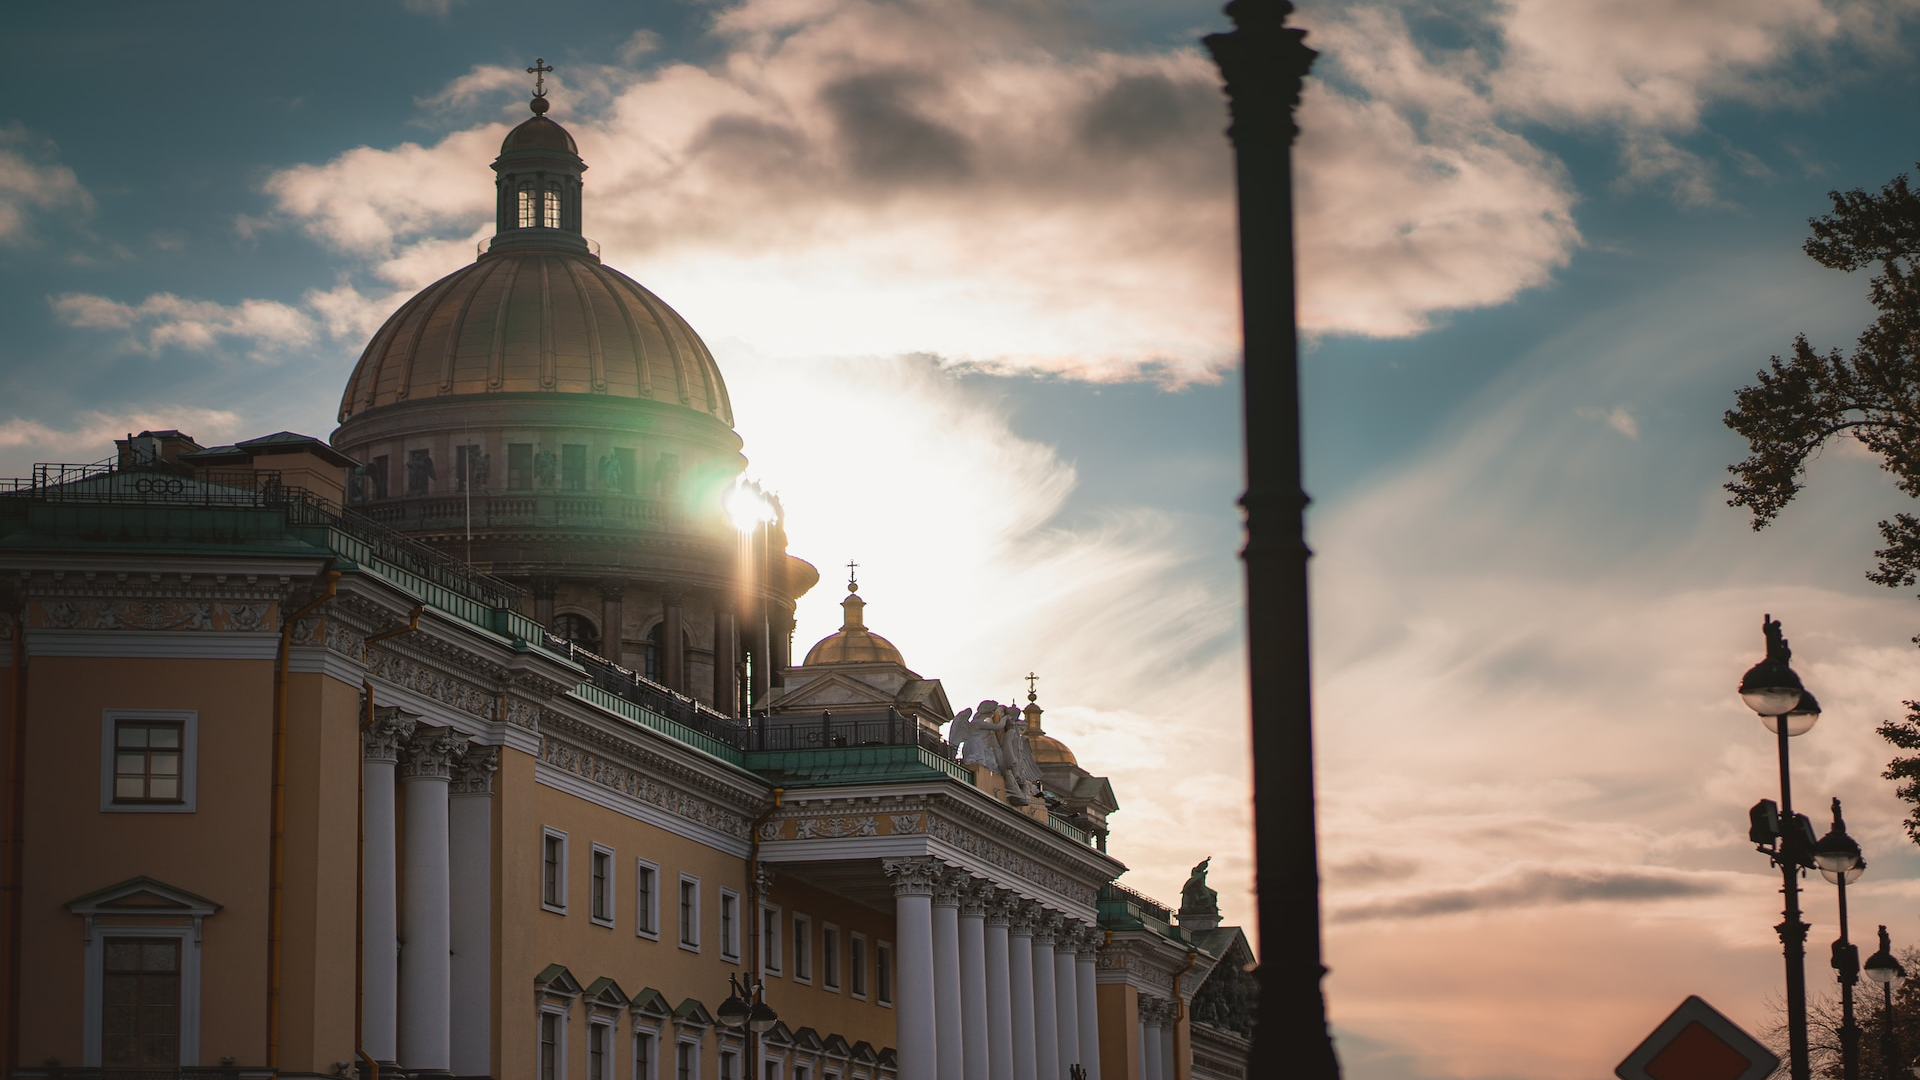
[526,58,554,114]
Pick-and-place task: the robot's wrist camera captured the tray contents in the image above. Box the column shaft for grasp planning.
[599,583,624,666]
[959,889,990,1080]
[1076,947,1101,1080]
[884,859,941,1080]
[1009,917,1038,1080]
[714,605,738,715]
[448,748,497,1077]
[663,596,685,691]
[1033,924,1060,1080]
[933,877,966,1080]
[1143,1016,1162,1080]
[1055,942,1081,1076]
[985,899,1015,1080]
[399,731,458,1074]
[1159,1016,1176,1080]
[361,711,414,1068]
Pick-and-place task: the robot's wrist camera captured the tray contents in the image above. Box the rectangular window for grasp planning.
[720,890,740,961]
[544,184,563,229]
[519,186,536,229]
[636,860,660,938]
[509,443,534,490]
[370,455,390,499]
[850,932,868,999]
[540,1012,561,1080]
[101,937,180,1067]
[876,941,893,1006]
[112,720,184,804]
[562,444,588,491]
[590,1022,611,1080]
[406,448,434,494]
[679,876,700,950]
[615,447,637,494]
[676,1041,696,1080]
[764,1062,781,1080]
[542,829,568,912]
[591,845,615,925]
[795,1068,810,1080]
[761,905,782,976]
[822,924,840,991]
[720,1051,738,1080]
[635,1031,656,1080]
[792,914,812,983]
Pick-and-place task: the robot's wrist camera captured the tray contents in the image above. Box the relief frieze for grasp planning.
[540,735,749,841]
[34,598,277,632]
[363,646,497,722]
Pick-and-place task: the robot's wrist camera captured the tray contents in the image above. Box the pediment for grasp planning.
[585,976,629,1007]
[673,997,713,1026]
[66,876,220,917]
[630,986,673,1020]
[791,1026,825,1051]
[534,964,583,995]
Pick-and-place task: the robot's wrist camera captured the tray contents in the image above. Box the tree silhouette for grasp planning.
[1725,166,1920,841]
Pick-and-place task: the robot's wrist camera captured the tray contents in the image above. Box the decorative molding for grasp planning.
[959,879,994,918]
[794,816,877,840]
[364,709,419,763]
[538,708,764,812]
[888,813,925,835]
[932,867,970,908]
[925,814,1095,909]
[985,891,1020,927]
[450,744,499,795]
[882,857,943,897]
[756,864,777,893]
[35,598,274,632]
[365,647,496,723]
[1031,910,1060,946]
[538,735,750,843]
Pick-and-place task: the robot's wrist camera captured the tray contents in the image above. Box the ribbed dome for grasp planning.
[804,586,907,666]
[1022,700,1075,765]
[336,250,733,425]
[503,114,577,154]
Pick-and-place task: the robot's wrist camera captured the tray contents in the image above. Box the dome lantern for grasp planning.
[489,59,589,257]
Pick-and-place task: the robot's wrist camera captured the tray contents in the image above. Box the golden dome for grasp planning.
[803,585,906,666]
[1022,697,1076,765]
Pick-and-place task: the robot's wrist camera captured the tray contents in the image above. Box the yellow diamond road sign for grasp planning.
[1615,996,1779,1080]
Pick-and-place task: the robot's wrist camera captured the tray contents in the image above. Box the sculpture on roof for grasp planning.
[1180,856,1220,919]
[949,700,1007,772]
[998,707,1046,804]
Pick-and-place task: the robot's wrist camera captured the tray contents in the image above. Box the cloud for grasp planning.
[1334,865,1727,921]
[416,64,527,115]
[0,124,92,246]
[0,407,244,455]
[50,291,319,359]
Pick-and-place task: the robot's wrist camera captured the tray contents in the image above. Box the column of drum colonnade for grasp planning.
[1135,997,1179,1080]
[883,857,1104,1080]
[363,708,500,1078]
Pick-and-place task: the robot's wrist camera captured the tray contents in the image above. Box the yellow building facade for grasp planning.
[0,83,1248,1080]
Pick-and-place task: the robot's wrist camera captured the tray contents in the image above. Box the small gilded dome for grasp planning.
[502,114,578,154]
[804,584,906,666]
[1022,697,1076,765]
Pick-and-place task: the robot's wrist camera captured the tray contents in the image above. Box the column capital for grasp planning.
[598,581,626,602]
[449,744,499,795]
[1008,899,1040,936]
[985,890,1020,927]
[1072,924,1103,959]
[959,879,994,918]
[932,867,972,908]
[1031,910,1061,946]
[883,856,944,897]
[364,707,419,763]
[399,727,463,781]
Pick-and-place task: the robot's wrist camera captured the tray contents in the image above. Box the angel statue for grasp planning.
[948,700,1007,772]
[997,707,1046,804]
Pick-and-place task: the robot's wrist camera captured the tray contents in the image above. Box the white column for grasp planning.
[361,709,415,1069]
[1075,930,1102,1080]
[959,882,991,1080]
[984,894,1016,1080]
[1008,904,1039,1080]
[448,745,497,1078]
[399,727,459,1074]
[1159,1006,1177,1080]
[1141,1001,1163,1080]
[1031,915,1060,1080]
[932,869,967,1080]
[1054,928,1081,1078]
[884,858,941,1080]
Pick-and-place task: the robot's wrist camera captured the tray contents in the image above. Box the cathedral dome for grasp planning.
[1022,698,1076,765]
[335,251,732,424]
[804,584,907,666]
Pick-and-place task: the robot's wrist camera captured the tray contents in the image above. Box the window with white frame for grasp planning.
[720,1049,739,1080]
[760,904,782,976]
[590,1020,613,1080]
[102,710,197,813]
[719,889,741,961]
[636,860,660,939]
[679,876,701,950]
[822,924,840,991]
[539,1010,566,1080]
[676,1039,700,1080]
[542,828,569,912]
[849,933,868,999]
[794,1067,810,1080]
[763,1060,782,1080]
[876,941,893,1006]
[635,1029,658,1080]
[591,845,616,926]
[792,914,812,983]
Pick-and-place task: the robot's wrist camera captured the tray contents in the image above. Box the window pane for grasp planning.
[117,752,146,775]
[117,726,148,747]
[149,752,179,776]
[115,777,146,799]
[148,778,179,800]
[148,726,179,748]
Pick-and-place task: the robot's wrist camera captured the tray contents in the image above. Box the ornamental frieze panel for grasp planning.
[362,646,496,722]
[33,598,277,633]
[539,735,749,841]
[925,814,1095,908]
[538,709,763,810]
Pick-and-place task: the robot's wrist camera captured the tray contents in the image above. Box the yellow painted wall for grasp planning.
[1097,983,1140,1080]
[18,655,277,1066]
[758,874,898,1050]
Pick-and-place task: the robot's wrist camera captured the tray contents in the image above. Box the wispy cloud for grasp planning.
[0,407,243,455]
[1335,866,1728,922]
[50,291,318,359]
[0,124,92,246]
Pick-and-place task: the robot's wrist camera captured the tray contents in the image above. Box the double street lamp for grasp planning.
[1740,614,1822,1080]
[1864,925,1907,1079]
[1815,799,1866,1080]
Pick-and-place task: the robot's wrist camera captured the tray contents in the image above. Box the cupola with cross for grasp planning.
[490,59,589,255]
[764,564,953,737]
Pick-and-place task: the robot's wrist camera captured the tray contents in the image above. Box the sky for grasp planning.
[11,0,1920,1076]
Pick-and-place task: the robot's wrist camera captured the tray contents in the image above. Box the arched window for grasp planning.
[551,612,599,655]
[543,182,562,229]
[517,184,536,229]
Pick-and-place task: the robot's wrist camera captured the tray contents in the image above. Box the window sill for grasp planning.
[542,902,568,915]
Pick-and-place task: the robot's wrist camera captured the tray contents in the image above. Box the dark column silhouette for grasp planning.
[1203,3,1337,1076]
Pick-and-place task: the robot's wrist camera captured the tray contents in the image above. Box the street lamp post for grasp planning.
[718,972,778,1073]
[1865,925,1906,1080]
[1815,798,1867,1080]
[1739,614,1822,1080]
